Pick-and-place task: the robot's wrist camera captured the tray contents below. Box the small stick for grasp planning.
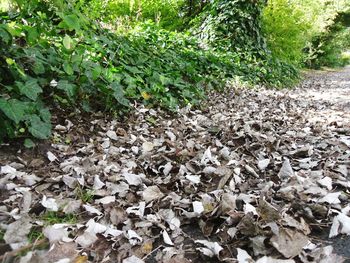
[142,245,164,260]
[0,239,48,262]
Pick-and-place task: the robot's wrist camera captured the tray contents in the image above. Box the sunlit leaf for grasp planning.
[59,14,81,32]
[141,91,151,100]
[63,35,74,50]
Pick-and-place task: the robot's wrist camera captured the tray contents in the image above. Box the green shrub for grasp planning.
[0,0,300,142]
[0,1,225,141]
[191,0,267,55]
[78,0,186,30]
[262,0,311,65]
[263,0,350,68]
[189,0,300,86]
[305,12,350,68]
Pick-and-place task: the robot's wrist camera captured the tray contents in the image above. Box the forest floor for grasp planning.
[0,66,349,263]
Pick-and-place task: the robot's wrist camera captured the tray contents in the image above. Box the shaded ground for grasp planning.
[321,234,350,262]
[0,67,349,263]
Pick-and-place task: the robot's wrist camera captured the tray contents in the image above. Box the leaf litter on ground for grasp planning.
[0,68,349,262]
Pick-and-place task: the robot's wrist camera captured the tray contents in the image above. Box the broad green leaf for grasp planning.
[63,62,74,75]
[92,66,102,80]
[28,115,51,139]
[111,81,130,107]
[17,79,43,101]
[24,138,35,148]
[123,74,137,90]
[57,80,77,99]
[33,61,45,74]
[63,35,73,50]
[39,108,51,123]
[124,65,142,74]
[5,58,15,65]
[59,15,80,32]
[71,54,83,64]
[26,28,38,44]
[0,98,27,124]
[0,26,12,46]
[159,75,169,85]
[81,100,91,112]
[6,21,22,37]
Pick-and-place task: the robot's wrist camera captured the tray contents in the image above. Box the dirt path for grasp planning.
[0,68,349,263]
[296,66,350,261]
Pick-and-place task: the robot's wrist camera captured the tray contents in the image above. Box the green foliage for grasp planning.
[0,0,300,142]
[192,0,267,55]
[189,0,299,86]
[262,0,311,65]
[0,1,204,141]
[41,211,77,224]
[263,0,350,68]
[79,0,186,30]
[24,138,35,148]
[75,186,95,203]
[305,12,350,68]
[27,229,44,243]
[0,228,4,242]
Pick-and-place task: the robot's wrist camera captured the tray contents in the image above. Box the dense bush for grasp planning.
[0,0,299,142]
[263,0,350,67]
[192,0,267,55]
[262,0,311,65]
[305,12,350,68]
[78,0,186,30]
[9,0,350,142]
[189,0,299,85]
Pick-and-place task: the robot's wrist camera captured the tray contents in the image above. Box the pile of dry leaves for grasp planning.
[0,68,349,263]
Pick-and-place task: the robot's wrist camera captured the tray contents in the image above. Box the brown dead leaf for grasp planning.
[270,228,309,258]
[257,199,280,222]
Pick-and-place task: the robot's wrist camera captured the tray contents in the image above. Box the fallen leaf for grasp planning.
[106,130,118,140]
[318,192,341,204]
[270,228,309,258]
[193,201,204,215]
[43,224,70,243]
[4,215,32,247]
[143,185,164,202]
[123,255,145,263]
[142,141,154,152]
[256,256,295,263]
[41,195,59,211]
[237,248,254,263]
[47,151,57,162]
[96,195,116,204]
[73,255,89,263]
[258,159,270,170]
[195,240,223,257]
[278,159,294,179]
[163,230,174,246]
[329,212,350,238]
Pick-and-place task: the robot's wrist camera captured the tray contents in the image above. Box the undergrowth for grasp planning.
[0,229,4,242]
[40,211,77,225]
[0,0,299,143]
